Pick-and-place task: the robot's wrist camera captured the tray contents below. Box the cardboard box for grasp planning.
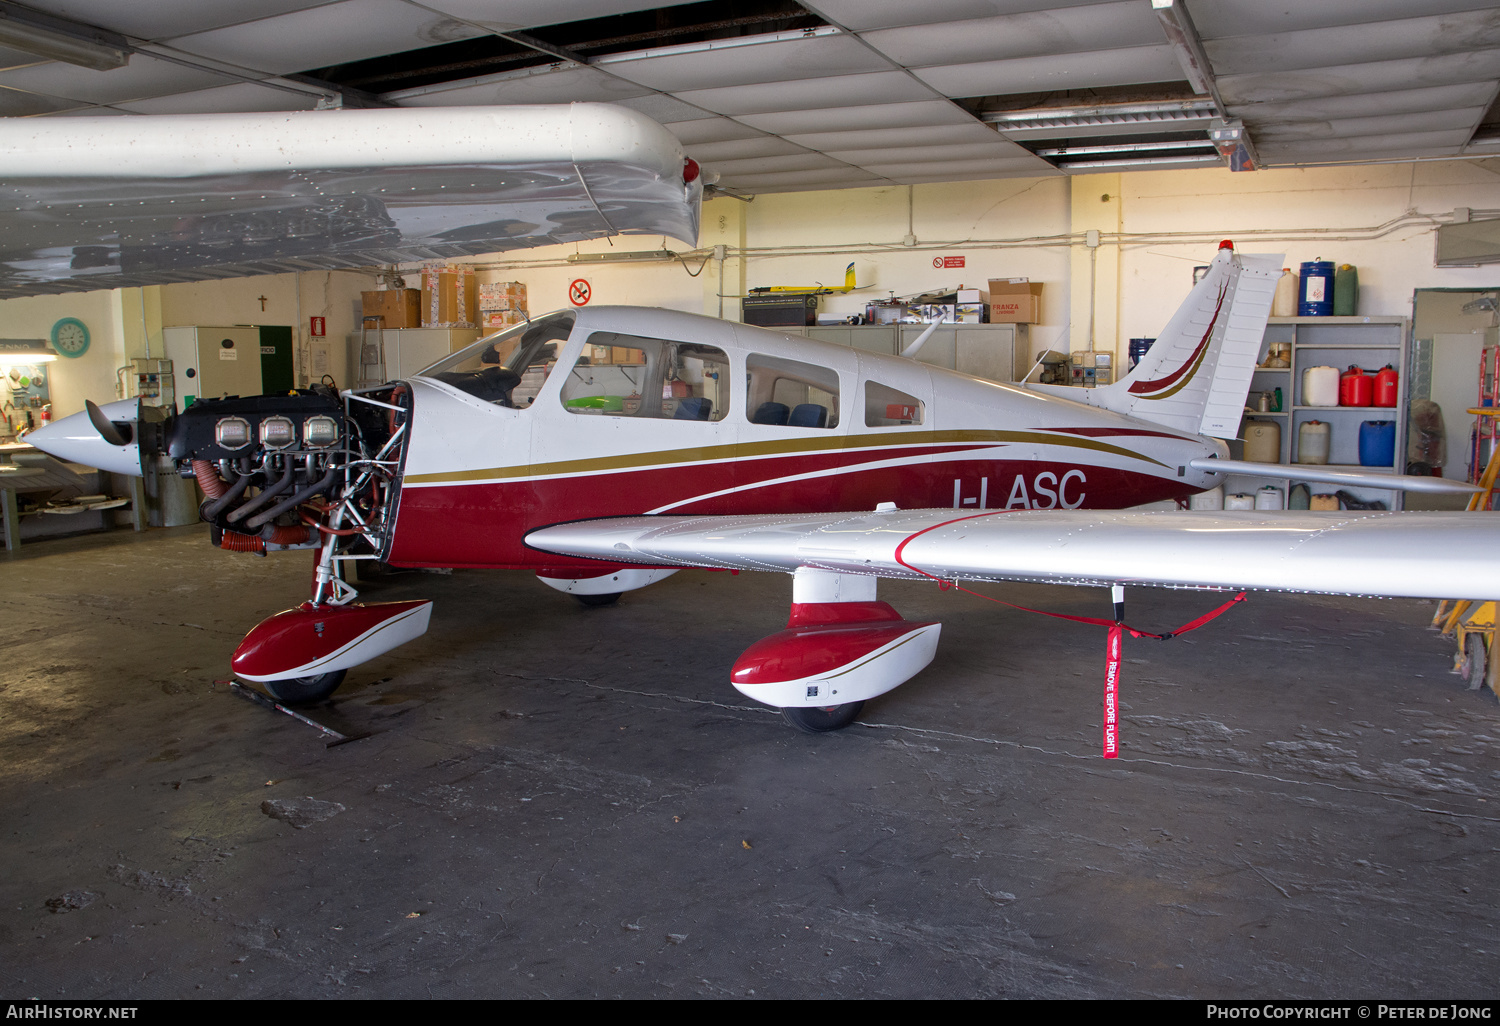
[479,280,527,313]
[361,289,421,329]
[611,347,645,365]
[421,267,478,327]
[988,279,1043,323]
[483,311,527,330]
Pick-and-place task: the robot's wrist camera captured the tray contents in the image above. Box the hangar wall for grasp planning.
[14,158,1500,420]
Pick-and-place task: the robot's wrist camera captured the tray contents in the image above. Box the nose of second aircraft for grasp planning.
[25,398,145,476]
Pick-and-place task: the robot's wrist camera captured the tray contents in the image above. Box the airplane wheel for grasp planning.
[574,592,621,607]
[781,701,864,733]
[263,670,347,705]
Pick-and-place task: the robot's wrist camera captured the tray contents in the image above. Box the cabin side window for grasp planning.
[418,312,573,409]
[864,381,924,427]
[559,332,729,421]
[745,353,840,429]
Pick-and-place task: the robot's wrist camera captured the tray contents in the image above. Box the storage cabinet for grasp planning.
[789,323,1031,383]
[1230,316,1409,510]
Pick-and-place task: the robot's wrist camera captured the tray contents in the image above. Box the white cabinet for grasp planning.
[793,323,1031,383]
[161,326,263,412]
[344,327,481,387]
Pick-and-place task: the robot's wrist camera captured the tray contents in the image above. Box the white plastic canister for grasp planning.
[1189,485,1224,510]
[1255,486,1285,510]
[1298,420,1331,464]
[1224,492,1256,510]
[1302,365,1339,407]
[1243,421,1281,463]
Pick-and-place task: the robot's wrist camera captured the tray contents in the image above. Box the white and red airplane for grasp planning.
[17,104,1500,736]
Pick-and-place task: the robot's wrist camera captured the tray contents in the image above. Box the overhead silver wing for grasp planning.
[0,103,700,298]
[527,508,1500,602]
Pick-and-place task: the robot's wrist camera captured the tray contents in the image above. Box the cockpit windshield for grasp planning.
[414,311,575,408]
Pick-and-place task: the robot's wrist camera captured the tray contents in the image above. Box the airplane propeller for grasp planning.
[85,399,132,446]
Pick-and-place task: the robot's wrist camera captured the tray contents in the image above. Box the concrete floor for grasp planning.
[2,524,1498,999]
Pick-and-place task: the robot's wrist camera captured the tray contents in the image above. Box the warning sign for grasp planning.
[569,279,592,306]
[933,256,965,269]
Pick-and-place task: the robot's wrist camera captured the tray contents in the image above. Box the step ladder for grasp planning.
[1432,408,1500,695]
[357,316,386,389]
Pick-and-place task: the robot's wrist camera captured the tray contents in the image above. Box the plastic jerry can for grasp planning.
[1224,492,1255,510]
[1272,268,1297,318]
[1298,420,1331,464]
[1374,365,1398,408]
[1302,365,1339,406]
[1289,483,1311,509]
[1333,264,1358,316]
[1243,420,1281,463]
[1310,493,1340,511]
[1339,365,1372,407]
[1255,486,1284,510]
[1189,485,1224,510]
[1359,420,1395,467]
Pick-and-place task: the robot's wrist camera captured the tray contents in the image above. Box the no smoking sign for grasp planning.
[569,278,592,306]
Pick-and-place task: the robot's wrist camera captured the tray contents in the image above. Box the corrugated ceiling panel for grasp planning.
[674,72,935,116]
[785,122,1015,150]
[1219,50,1500,104]
[715,167,883,190]
[390,64,652,106]
[1188,0,1500,38]
[1228,82,1500,122]
[1206,11,1500,77]
[166,0,486,76]
[116,81,324,114]
[1260,129,1474,160]
[25,0,323,40]
[685,137,810,162]
[0,54,236,105]
[877,167,1060,184]
[804,0,1105,34]
[612,93,712,125]
[737,100,976,134]
[861,1,1162,68]
[913,45,1182,97]
[422,0,703,33]
[855,155,1057,178]
[660,118,769,145]
[0,90,84,116]
[1252,108,1489,142]
[598,32,888,92]
[825,141,1046,164]
[707,153,852,175]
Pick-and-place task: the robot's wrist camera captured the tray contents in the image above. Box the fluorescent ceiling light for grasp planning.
[1035,139,1215,157]
[0,339,57,363]
[566,249,678,264]
[0,3,129,71]
[981,99,1217,131]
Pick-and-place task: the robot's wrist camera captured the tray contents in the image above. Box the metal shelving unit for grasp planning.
[1231,316,1409,510]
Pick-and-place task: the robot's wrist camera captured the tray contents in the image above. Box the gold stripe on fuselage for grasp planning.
[403,428,1171,486]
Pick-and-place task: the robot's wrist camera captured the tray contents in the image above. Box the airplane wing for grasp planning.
[0,103,700,298]
[526,507,1500,602]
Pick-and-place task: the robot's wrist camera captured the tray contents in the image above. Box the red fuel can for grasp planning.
[1340,365,1373,407]
[1374,364,1399,407]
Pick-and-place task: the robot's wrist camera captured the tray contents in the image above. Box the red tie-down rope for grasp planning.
[891,511,1247,758]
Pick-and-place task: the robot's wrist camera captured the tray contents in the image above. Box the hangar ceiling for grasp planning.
[1,0,1498,193]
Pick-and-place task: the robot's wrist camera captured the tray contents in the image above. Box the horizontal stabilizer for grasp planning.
[1190,459,1483,495]
[528,508,1500,602]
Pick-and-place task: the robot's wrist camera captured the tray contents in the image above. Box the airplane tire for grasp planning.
[1464,634,1487,692]
[574,592,621,607]
[264,670,347,705]
[781,701,864,733]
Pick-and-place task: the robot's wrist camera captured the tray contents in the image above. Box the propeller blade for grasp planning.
[85,399,131,446]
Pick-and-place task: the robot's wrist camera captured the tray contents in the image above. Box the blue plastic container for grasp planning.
[1359,420,1395,467]
[1129,337,1155,369]
[1298,260,1335,316]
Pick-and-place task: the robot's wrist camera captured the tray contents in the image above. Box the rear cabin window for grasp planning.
[745,354,839,429]
[559,333,729,422]
[864,381,924,427]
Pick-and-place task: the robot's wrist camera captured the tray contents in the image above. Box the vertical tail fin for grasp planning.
[1030,243,1282,438]
[843,262,856,291]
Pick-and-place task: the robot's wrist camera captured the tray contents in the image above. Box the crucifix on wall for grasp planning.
[258,295,268,311]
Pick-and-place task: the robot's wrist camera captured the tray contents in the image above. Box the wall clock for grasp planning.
[50,317,90,359]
